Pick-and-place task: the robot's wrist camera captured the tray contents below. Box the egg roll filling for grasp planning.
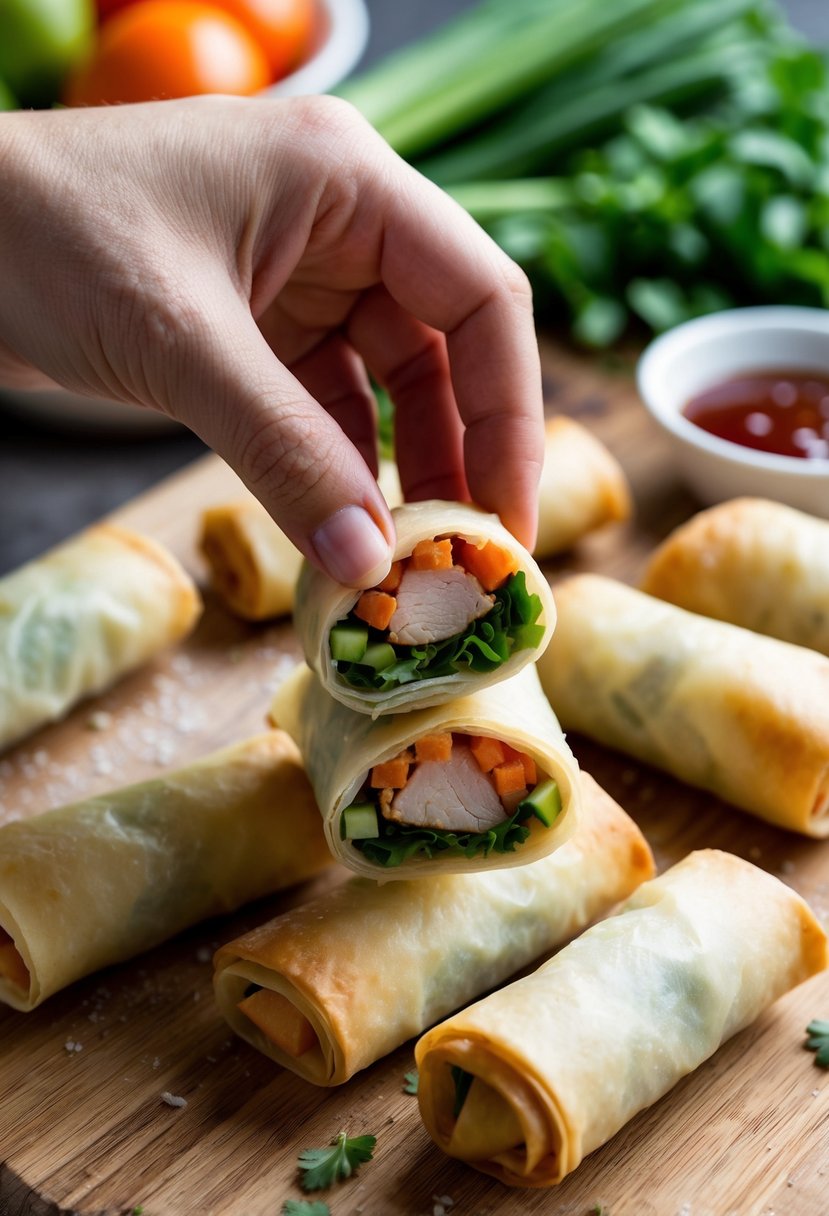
[200,512,261,615]
[237,983,318,1059]
[329,537,544,693]
[0,927,29,992]
[339,730,561,867]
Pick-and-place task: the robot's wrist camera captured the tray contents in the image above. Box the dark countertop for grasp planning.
[0,0,825,574]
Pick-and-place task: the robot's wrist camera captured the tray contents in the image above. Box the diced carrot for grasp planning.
[415,731,453,763]
[469,734,506,773]
[238,989,317,1058]
[370,755,410,788]
[410,538,453,570]
[503,744,537,786]
[377,560,404,593]
[455,539,518,591]
[492,759,528,797]
[354,590,397,631]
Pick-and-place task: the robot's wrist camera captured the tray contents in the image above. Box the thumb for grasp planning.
[163,298,394,589]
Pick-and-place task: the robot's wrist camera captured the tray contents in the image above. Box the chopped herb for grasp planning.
[589,1205,610,1216]
[354,800,533,868]
[333,572,543,692]
[283,1202,331,1216]
[450,1065,474,1118]
[804,1019,829,1068]
[298,1131,377,1192]
[403,1069,419,1095]
[131,1208,144,1216]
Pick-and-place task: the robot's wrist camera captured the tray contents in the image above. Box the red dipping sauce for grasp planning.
[682,369,829,460]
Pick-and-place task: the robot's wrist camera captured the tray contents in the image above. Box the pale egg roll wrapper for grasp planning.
[0,732,331,1011]
[641,498,829,656]
[416,849,828,1188]
[200,425,629,623]
[537,575,829,836]
[213,772,654,1085]
[0,523,201,752]
[270,662,581,878]
[295,500,556,716]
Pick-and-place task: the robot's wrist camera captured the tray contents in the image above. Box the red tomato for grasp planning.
[209,0,317,79]
[65,0,271,105]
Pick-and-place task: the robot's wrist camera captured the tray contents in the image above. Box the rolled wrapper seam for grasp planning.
[0,732,331,1011]
[295,500,556,717]
[270,662,581,878]
[538,574,829,836]
[415,849,828,1187]
[0,523,201,752]
[213,772,655,1084]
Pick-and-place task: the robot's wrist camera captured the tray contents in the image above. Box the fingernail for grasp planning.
[312,506,392,587]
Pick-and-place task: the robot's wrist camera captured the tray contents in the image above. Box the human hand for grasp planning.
[0,96,543,585]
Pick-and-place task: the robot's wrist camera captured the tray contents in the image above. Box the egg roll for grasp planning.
[199,423,629,623]
[296,500,555,716]
[416,849,828,1188]
[213,772,654,1085]
[537,575,829,836]
[0,732,331,1011]
[0,523,201,752]
[641,498,829,656]
[269,662,581,877]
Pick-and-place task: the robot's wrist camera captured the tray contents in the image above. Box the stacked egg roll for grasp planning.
[537,575,829,836]
[296,500,555,716]
[641,498,829,656]
[0,523,201,752]
[0,732,331,1010]
[199,418,629,622]
[213,772,654,1084]
[270,663,581,877]
[416,849,827,1187]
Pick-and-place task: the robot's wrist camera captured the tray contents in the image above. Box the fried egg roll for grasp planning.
[416,849,827,1187]
[641,498,829,656]
[0,732,331,1011]
[537,575,829,836]
[213,772,654,1084]
[296,501,555,716]
[0,523,201,752]
[270,663,580,877]
[536,416,631,556]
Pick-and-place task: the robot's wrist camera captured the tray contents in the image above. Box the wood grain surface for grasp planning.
[0,336,827,1216]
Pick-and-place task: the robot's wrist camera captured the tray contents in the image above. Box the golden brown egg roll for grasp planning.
[536,416,631,555]
[416,849,827,1187]
[296,501,555,716]
[270,662,581,877]
[0,732,331,1011]
[213,772,654,1085]
[641,498,829,656]
[537,574,829,836]
[0,523,201,752]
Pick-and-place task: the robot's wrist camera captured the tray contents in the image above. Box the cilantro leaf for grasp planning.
[283,1202,331,1216]
[403,1069,419,1095]
[805,1019,829,1068]
[298,1131,377,1192]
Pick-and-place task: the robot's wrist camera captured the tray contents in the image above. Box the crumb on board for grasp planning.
[160,1091,187,1109]
[64,1040,83,1053]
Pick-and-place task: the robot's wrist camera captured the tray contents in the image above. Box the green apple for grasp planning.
[0,0,95,106]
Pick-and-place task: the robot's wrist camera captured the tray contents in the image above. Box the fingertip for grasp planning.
[311,503,394,588]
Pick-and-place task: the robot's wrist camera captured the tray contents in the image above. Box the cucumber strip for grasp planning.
[518,779,562,827]
[330,623,368,663]
[341,803,381,840]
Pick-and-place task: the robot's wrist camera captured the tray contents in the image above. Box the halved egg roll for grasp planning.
[0,523,201,752]
[416,849,827,1188]
[296,501,555,716]
[213,772,654,1085]
[641,498,829,656]
[537,574,829,836]
[269,663,581,877]
[0,732,331,1011]
[200,425,629,624]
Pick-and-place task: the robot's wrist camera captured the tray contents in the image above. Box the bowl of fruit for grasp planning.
[0,0,369,114]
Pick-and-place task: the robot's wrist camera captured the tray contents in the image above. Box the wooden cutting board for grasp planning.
[0,336,827,1216]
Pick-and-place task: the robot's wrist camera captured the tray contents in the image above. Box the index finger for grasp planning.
[366,155,544,549]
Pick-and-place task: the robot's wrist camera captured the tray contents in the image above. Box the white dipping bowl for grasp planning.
[637,306,829,518]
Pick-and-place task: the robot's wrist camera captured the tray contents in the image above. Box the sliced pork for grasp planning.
[388,567,494,646]
[383,740,506,832]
